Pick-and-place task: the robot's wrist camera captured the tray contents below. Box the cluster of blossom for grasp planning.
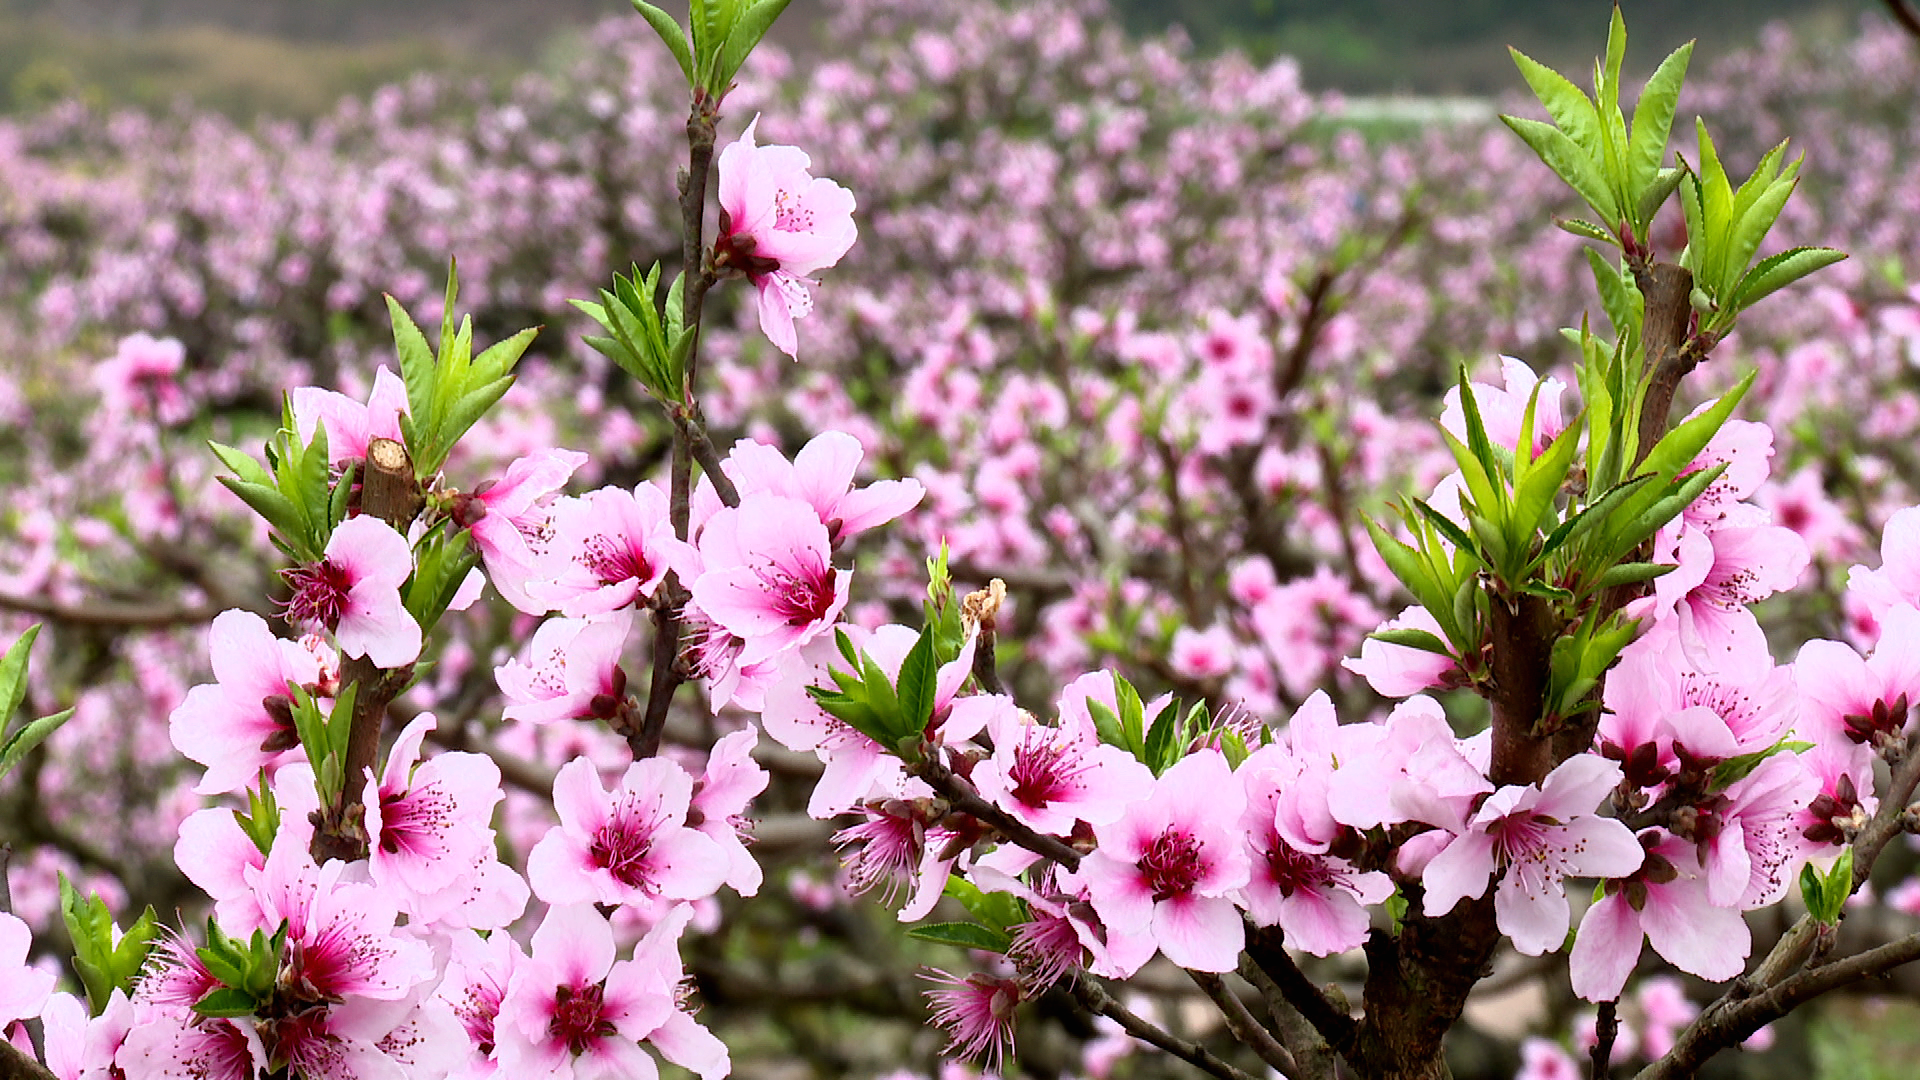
[5,1,1920,1076]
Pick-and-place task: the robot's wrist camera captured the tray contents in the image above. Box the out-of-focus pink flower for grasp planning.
[715,117,858,358]
[93,333,191,426]
[1516,1037,1581,1080]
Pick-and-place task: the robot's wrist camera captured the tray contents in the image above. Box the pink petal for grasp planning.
[1152,894,1244,972]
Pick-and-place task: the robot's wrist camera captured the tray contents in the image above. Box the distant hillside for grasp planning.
[0,0,1891,116]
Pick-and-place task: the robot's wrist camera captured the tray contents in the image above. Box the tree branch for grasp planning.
[1241,921,1359,1058]
[1190,971,1300,1077]
[1069,978,1260,1080]
[910,756,1083,871]
[1884,0,1920,42]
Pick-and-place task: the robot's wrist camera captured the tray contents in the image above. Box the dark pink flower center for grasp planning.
[1265,845,1335,898]
[282,558,354,629]
[1138,829,1205,901]
[548,981,614,1056]
[1007,733,1085,809]
[589,807,663,891]
[759,552,838,627]
[581,533,650,587]
[377,784,453,856]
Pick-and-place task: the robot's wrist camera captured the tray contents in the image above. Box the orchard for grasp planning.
[2,1,1920,1078]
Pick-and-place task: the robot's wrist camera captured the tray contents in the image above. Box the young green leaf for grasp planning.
[632,0,695,84]
[907,921,1013,954]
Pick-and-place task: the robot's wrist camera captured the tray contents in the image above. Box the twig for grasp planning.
[676,408,742,509]
[1238,957,1338,1080]
[1242,921,1359,1056]
[1884,0,1920,43]
[910,756,1082,871]
[1589,999,1618,1080]
[1190,970,1300,1077]
[1637,930,1920,1079]
[1070,979,1260,1080]
[0,592,219,629]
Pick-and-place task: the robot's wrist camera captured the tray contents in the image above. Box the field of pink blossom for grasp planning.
[5,1,1920,1077]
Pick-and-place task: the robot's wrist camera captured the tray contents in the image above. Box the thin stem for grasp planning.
[1069,979,1260,1080]
[1589,999,1618,1080]
[1190,970,1300,1077]
[910,756,1082,871]
[1241,921,1359,1057]
[676,406,742,508]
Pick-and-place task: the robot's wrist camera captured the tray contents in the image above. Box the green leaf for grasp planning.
[0,623,42,731]
[1556,217,1618,246]
[1635,167,1685,237]
[1585,248,1639,342]
[1510,46,1602,159]
[1638,371,1754,482]
[1502,114,1618,224]
[192,987,261,1019]
[387,294,437,448]
[715,0,791,91]
[1626,41,1693,212]
[1733,246,1848,311]
[907,921,1013,954]
[208,441,274,489]
[1143,699,1179,775]
[216,478,305,556]
[1367,627,1453,656]
[1086,699,1125,749]
[633,0,695,84]
[1710,739,1811,791]
[1511,415,1581,550]
[896,627,939,733]
[1594,562,1674,589]
[0,707,74,779]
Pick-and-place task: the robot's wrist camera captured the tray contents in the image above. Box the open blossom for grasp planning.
[290,366,408,466]
[714,116,858,359]
[526,757,729,910]
[282,515,422,668]
[1076,750,1251,975]
[971,699,1153,837]
[495,610,633,725]
[922,970,1022,1073]
[1422,755,1643,955]
[1570,831,1750,1002]
[363,713,516,920]
[494,905,676,1080]
[530,484,687,618]
[0,912,54,1030]
[94,332,191,426]
[1238,742,1393,956]
[456,448,589,614]
[719,431,924,543]
[690,727,771,898]
[170,608,323,795]
[688,493,850,667]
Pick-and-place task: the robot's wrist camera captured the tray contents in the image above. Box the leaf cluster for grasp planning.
[59,875,159,1015]
[632,0,793,100]
[0,624,74,782]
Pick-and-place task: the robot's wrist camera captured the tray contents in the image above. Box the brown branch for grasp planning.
[910,756,1083,871]
[1190,971,1300,1077]
[1637,930,1920,1080]
[1242,921,1359,1058]
[0,593,219,629]
[1069,979,1260,1080]
[0,1041,54,1080]
[1631,262,1698,469]
[1588,999,1618,1080]
[1884,0,1920,43]
[1237,957,1338,1080]
[676,407,742,509]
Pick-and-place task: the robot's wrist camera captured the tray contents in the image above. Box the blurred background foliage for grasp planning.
[0,0,1883,117]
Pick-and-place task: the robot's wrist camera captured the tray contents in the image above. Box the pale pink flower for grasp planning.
[1794,603,1920,755]
[1238,745,1393,956]
[291,366,408,466]
[282,515,422,668]
[720,431,924,542]
[0,913,54,1029]
[93,333,190,426]
[1700,752,1821,909]
[833,800,961,922]
[457,448,589,614]
[170,608,322,795]
[1422,755,1643,955]
[759,634,909,820]
[1321,695,1490,835]
[172,808,271,930]
[434,929,525,1080]
[687,493,850,667]
[1847,505,1920,623]
[526,757,729,909]
[1344,605,1460,698]
[1650,521,1808,678]
[1439,357,1566,456]
[690,728,770,898]
[1569,831,1749,1002]
[243,836,436,1001]
[494,905,677,1080]
[1515,1037,1581,1080]
[715,116,858,358]
[1169,624,1237,680]
[116,1010,263,1080]
[529,484,687,618]
[495,611,633,725]
[1077,750,1251,974]
[972,700,1154,838]
[362,713,509,911]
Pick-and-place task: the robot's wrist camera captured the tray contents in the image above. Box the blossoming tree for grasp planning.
[2,3,1919,1080]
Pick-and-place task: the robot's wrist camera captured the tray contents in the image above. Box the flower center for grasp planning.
[759,553,838,627]
[774,187,816,233]
[588,797,665,891]
[1265,844,1335,898]
[1138,829,1205,902]
[282,558,354,629]
[548,982,614,1056]
[1007,731,1084,809]
[581,533,649,587]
